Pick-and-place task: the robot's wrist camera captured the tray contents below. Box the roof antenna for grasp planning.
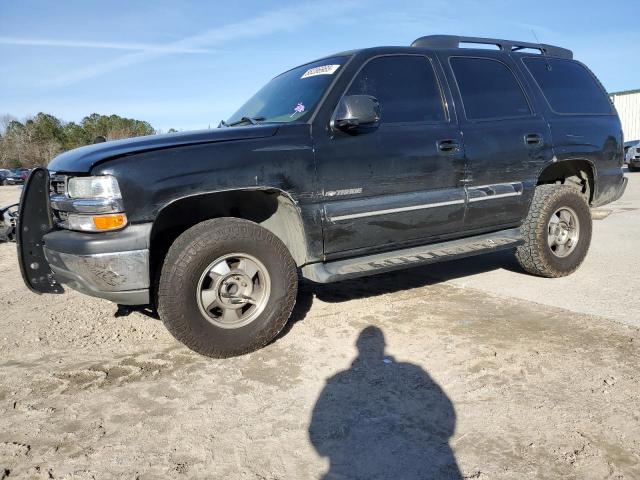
[531,29,552,71]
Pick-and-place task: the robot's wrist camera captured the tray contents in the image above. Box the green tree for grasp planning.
[62,122,91,150]
[80,113,155,141]
[0,112,158,168]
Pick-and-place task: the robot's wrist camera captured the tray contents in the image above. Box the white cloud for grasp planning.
[43,2,355,87]
[0,36,212,54]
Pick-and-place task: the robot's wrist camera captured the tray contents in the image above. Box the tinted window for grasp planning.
[523,58,612,114]
[346,56,445,123]
[450,57,531,120]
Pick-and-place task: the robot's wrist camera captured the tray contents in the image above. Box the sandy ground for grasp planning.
[1,174,639,479]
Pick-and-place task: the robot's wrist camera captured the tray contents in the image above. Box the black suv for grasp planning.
[18,35,627,357]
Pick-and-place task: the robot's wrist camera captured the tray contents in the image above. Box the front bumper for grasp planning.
[42,224,152,305]
[17,168,151,305]
[44,248,150,305]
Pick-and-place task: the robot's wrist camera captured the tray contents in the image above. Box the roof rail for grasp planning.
[410,35,573,59]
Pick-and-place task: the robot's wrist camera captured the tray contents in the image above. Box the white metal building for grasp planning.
[610,89,640,142]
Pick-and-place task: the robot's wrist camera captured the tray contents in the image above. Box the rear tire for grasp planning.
[516,185,592,278]
[158,218,298,358]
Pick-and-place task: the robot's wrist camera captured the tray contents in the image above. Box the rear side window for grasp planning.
[450,57,531,120]
[523,58,612,115]
[346,55,445,123]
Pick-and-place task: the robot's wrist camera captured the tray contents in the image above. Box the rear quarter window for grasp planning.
[523,58,612,115]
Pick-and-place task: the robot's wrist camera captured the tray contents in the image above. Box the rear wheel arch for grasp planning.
[536,159,596,204]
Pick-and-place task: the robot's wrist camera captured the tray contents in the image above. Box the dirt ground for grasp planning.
[1,177,639,479]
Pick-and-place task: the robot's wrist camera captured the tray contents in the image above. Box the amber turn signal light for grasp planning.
[92,213,127,231]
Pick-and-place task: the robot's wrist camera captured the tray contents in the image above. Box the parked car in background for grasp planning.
[0,169,11,185]
[625,140,640,172]
[1,168,29,185]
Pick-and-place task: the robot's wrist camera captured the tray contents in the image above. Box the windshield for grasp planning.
[226,56,348,125]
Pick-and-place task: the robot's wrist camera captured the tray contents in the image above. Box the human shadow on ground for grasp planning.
[308,326,462,480]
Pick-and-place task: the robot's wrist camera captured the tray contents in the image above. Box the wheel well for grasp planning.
[149,189,307,300]
[537,160,594,203]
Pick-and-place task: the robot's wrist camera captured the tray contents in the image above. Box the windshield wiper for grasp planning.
[226,116,266,127]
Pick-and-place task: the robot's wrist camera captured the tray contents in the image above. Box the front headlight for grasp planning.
[67,176,122,199]
[52,175,127,232]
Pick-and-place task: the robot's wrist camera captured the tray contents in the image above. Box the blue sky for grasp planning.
[1,0,638,131]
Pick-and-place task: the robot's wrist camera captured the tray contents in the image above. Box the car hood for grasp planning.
[48,125,279,173]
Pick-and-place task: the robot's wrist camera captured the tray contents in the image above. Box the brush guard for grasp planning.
[16,167,64,294]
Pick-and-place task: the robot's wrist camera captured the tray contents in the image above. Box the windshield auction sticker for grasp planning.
[301,64,340,79]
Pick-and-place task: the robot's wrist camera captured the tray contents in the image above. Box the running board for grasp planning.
[302,228,523,283]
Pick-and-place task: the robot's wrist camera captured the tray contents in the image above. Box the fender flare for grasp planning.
[151,186,310,266]
[535,156,597,201]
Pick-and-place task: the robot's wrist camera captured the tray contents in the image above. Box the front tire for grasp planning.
[628,164,640,172]
[516,184,592,278]
[157,218,298,358]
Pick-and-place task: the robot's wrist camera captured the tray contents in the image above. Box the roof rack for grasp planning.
[410,35,573,59]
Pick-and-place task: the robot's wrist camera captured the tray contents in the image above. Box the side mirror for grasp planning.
[331,95,380,134]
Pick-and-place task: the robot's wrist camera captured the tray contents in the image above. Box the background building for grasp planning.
[610,89,640,143]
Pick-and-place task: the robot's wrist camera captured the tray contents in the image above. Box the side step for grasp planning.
[302,228,523,283]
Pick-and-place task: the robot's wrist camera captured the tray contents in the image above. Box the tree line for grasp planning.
[0,113,175,169]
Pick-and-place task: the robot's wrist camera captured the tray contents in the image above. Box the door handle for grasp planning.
[524,133,542,146]
[437,139,461,153]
